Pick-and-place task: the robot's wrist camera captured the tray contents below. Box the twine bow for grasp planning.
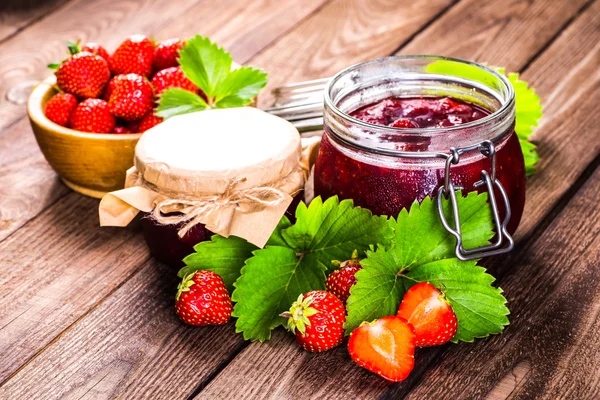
[147,178,287,238]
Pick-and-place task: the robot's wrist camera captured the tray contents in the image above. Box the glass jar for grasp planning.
[314,56,526,259]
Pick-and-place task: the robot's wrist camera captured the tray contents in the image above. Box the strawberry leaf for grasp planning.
[179,217,292,292]
[156,88,207,119]
[232,196,395,341]
[157,35,267,117]
[345,192,509,343]
[179,35,232,99]
[179,235,257,292]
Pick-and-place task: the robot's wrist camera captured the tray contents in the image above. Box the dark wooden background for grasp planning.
[0,0,599,398]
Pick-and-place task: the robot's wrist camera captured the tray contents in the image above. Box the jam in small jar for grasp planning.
[314,56,526,258]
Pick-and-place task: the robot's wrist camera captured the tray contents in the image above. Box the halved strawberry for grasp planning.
[397,282,457,346]
[109,34,154,78]
[44,93,78,127]
[348,316,416,382]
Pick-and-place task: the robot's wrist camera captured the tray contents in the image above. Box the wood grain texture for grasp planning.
[0,258,246,399]
[0,0,327,242]
[0,0,68,43]
[401,168,600,400]
[0,0,457,395]
[399,0,591,72]
[0,0,328,385]
[252,0,456,108]
[197,1,600,398]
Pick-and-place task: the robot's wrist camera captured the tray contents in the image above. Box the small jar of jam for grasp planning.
[100,107,316,268]
[314,56,525,259]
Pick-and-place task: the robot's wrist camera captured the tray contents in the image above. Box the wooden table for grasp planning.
[0,0,599,398]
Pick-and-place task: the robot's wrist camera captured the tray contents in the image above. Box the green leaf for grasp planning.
[345,192,506,342]
[156,88,207,119]
[405,259,509,342]
[502,70,543,176]
[520,138,540,177]
[179,235,257,292]
[178,217,292,292]
[231,197,394,341]
[214,66,267,105]
[282,196,395,274]
[47,63,60,70]
[179,35,232,98]
[231,246,326,342]
[67,40,81,55]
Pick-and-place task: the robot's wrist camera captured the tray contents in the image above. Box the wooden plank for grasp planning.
[0,0,68,43]
[197,0,600,398]
[0,258,247,399]
[0,0,329,383]
[402,167,600,400]
[0,0,457,395]
[252,0,456,108]
[0,0,328,243]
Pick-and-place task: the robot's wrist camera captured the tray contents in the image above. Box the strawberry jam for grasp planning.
[314,96,526,234]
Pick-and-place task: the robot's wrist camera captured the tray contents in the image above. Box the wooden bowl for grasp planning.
[27,76,142,198]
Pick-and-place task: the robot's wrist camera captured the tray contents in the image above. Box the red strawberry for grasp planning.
[81,42,110,63]
[348,316,416,382]
[107,73,154,121]
[44,93,78,127]
[153,38,184,72]
[126,119,141,133]
[397,282,458,346]
[326,249,362,305]
[113,125,132,134]
[151,66,198,96]
[282,290,345,352]
[109,34,154,78]
[55,51,110,99]
[138,111,163,132]
[390,118,418,128]
[69,98,115,133]
[175,270,232,326]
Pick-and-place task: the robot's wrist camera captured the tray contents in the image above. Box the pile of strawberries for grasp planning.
[175,252,458,383]
[44,35,198,133]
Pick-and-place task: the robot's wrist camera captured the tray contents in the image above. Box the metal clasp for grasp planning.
[437,140,514,261]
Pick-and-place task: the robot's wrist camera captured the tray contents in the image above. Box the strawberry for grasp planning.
[138,111,163,132]
[44,93,78,127]
[397,282,458,346]
[175,270,232,326]
[151,66,198,96]
[55,51,110,99]
[107,73,154,121]
[113,125,132,134]
[126,119,141,133]
[109,34,154,78]
[153,38,184,72]
[81,42,110,63]
[326,249,362,305]
[282,290,345,352]
[348,316,416,382]
[390,118,418,128]
[69,98,115,133]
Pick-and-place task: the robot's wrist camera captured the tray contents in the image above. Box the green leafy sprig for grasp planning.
[156,35,267,119]
[180,194,510,343]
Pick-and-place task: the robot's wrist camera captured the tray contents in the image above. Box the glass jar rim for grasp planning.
[323,55,515,140]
